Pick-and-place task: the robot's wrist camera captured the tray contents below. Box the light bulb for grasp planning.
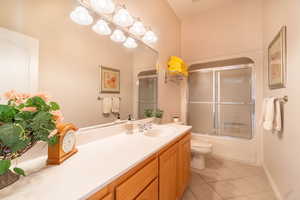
[129,21,146,36]
[90,0,115,14]
[70,6,93,25]
[123,37,138,48]
[142,31,158,44]
[92,19,112,35]
[110,29,126,43]
[113,8,134,27]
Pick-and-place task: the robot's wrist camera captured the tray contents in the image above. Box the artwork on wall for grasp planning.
[100,66,120,93]
[268,26,287,89]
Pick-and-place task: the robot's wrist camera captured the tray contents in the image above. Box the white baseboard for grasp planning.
[262,163,282,200]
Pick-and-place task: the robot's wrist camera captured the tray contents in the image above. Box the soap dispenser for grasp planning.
[124,114,134,134]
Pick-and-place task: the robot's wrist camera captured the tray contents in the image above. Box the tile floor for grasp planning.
[182,156,277,200]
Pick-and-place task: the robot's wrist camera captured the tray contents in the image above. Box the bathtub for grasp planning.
[191,133,260,165]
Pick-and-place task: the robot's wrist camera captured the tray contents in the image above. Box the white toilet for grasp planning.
[191,140,213,170]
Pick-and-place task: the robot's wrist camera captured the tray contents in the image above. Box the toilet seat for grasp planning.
[191,141,212,154]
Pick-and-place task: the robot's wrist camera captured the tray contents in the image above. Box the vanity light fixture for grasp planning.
[123,37,138,49]
[142,30,158,44]
[71,0,158,49]
[90,0,115,14]
[110,29,126,43]
[113,8,134,27]
[129,20,146,36]
[92,19,112,35]
[70,6,93,25]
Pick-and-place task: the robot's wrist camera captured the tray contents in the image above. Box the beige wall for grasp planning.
[0,0,181,125]
[180,0,264,164]
[181,0,263,63]
[262,0,300,199]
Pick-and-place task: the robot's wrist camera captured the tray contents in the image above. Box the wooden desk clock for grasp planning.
[47,123,78,165]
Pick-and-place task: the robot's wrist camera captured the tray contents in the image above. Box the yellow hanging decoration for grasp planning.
[167,56,188,77]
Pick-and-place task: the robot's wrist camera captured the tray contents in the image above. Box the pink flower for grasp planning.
[21,107,37,112]
[3,90,18,100]
[51,110,64,123]
[48,129,58,138]
[34,93,50,102]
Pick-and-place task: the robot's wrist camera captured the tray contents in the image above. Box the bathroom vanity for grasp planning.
[0,124,191,200]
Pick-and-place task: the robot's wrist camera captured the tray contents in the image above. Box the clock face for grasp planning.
[62,130,76,153]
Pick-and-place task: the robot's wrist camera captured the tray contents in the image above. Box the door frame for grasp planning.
[187,64,255,139]
[0,27,39,93]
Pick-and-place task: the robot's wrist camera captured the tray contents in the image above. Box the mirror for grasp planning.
[0,0,158,128]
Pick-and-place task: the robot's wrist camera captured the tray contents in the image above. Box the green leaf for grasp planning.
[49,102,60,111]
[0,123,23,148]
[0,160,11,175]
[31,111,55,131]
[48,135,58,145]
[10,137,30,152]
[0,105,16,123]
[13,167,25,176]
[0,123,30,152]
[25,96,50,112]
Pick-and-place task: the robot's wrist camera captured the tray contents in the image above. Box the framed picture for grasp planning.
[268,26,287,89]
[100,66,120,93]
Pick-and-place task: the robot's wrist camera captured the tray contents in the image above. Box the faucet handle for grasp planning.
[138,123,145,132]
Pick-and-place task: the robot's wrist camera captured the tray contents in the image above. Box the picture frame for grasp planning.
[100,66,120,93]
[268,26,287,89]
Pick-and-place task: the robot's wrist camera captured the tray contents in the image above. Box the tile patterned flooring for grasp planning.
[182,156,277,200]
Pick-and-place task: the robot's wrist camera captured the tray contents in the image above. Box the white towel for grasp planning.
[103,97,112,114]
[261,97,276,131]
[111,97,120,113]
[274,99,282,132]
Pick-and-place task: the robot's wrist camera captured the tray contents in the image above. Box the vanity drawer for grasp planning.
[116,158,158,200]
[102,193,113,200]
[135,178,158,200]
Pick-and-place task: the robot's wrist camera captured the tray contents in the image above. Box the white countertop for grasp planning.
[0,124,191,200]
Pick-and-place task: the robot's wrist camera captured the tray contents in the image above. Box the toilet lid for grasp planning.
[191,141,212,148]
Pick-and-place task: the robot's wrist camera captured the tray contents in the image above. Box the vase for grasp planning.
[0,170,19,190]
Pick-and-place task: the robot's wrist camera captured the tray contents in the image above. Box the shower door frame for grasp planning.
[187,64,255,140]
[138,75,158,119]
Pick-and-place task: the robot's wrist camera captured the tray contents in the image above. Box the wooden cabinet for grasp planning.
[135,178,158,200]
[116,158,158,200]
[177,134,191,198]
[87,186,109,200]
[102,193,113,200]
[159,143,178,200]
[87,132,191,200]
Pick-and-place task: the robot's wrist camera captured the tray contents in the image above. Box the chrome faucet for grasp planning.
[138,122,153,133]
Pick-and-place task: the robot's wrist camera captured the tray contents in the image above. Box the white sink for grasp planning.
[143,126,176,137]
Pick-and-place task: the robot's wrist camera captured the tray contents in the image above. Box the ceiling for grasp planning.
[167,0,231,20]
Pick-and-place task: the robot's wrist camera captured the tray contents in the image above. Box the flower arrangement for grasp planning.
[0,90,62,185]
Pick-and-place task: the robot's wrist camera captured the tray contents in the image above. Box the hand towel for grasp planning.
[103,97,112,114]
[261,97,276,131]
[112,97,120,113]
[274,99,282,132]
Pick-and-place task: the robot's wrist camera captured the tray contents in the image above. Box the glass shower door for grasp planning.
[217,68,253,139]
[188,71,217,135]
[188,66,254,139]
[138,77,158,119]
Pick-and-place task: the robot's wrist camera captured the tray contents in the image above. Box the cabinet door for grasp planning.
[159,144,178,200]
[135,178,158,200]
[102,193,113,200]
[177,133,191,198]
